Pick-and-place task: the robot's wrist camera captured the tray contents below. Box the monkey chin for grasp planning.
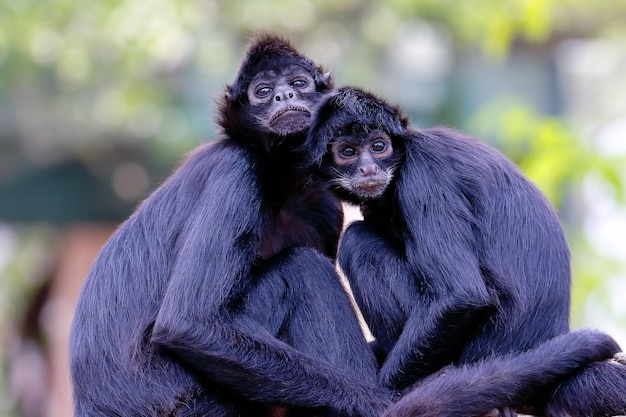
[352,180,388,200]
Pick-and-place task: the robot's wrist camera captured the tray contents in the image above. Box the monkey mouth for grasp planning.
[353,180,388,199]
[269,106,311,126]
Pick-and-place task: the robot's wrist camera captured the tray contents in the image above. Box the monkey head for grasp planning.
[219,33,333,150]
[306,87,409,204]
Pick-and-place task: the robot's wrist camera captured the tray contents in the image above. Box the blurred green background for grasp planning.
[1,0,626,416]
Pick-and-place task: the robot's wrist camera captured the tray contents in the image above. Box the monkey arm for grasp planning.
[339,219,495,391]
[153,315,391,416]
[379,295,495,391]
[150,145,389,417]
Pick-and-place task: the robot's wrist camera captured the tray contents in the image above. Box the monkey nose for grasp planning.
[360,165,378,176]
[274,91,295,102]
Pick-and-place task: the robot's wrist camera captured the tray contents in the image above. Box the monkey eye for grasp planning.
[255,86,272,98]
[291,79,308,88]
[339,146,357,158]
[371,140,386,153]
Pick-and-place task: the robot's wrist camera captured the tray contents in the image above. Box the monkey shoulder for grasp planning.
[115,140,261,249]
[178,140,257,185]
[407,128,531,194]
[408,128,562,238]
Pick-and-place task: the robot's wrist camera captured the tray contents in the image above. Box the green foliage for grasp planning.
[2,0,625,162]
[471,101,577,206]
[467,98,624,207]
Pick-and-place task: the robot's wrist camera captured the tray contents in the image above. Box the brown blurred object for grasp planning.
[12,224,115,417]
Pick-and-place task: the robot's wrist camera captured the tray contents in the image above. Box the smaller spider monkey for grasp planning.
[305,86,626,417]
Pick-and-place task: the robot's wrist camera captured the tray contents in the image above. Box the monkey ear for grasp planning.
[322,72,331,84]
[224,86,233,101]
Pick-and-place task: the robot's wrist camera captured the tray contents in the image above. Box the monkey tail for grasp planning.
[542,353,626,417]
[381,329,621,417]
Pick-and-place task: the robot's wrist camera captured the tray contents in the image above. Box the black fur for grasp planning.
[306,87,626,416]
[384,329,621,417]
[69,36,390,417]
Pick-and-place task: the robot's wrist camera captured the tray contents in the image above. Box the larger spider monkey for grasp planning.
[69,35,392,417]
[305,86,626,417]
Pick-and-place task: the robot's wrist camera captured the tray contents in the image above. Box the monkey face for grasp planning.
[328,130,398,201]
[247,65,327,136]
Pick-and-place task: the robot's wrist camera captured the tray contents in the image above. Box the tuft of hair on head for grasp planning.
[305,87,409,165]
[331,87,408,132]
[224,33,332,103]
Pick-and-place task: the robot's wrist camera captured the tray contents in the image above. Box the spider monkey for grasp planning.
[305,86,626,417]
[69,36,391,417]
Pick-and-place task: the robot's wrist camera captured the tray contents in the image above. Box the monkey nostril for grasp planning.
[275,95,281,102]
[361,166,377,176]
[288,92,294,98]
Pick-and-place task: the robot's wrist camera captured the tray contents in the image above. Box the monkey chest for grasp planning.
[256,188,342,260]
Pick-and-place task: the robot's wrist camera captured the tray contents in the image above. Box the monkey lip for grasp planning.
[269,106,311,125]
